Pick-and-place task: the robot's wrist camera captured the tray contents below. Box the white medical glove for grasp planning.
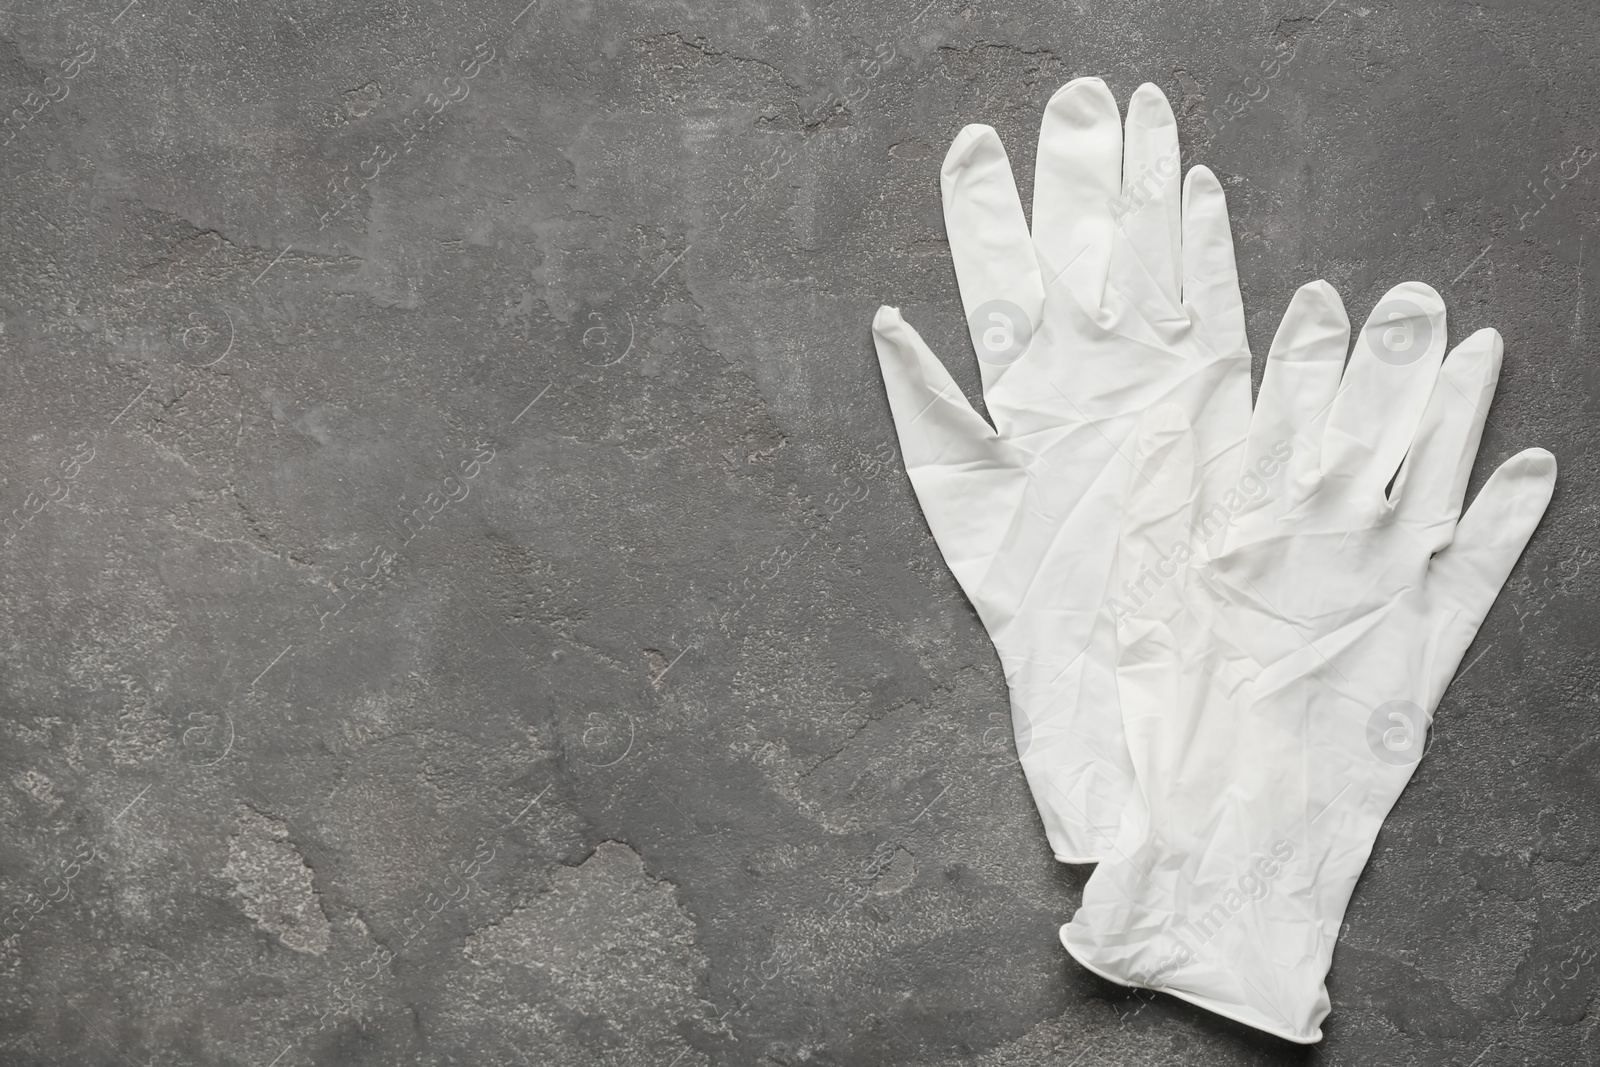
[872,77,1252,861]
[1062,280,1557,1041]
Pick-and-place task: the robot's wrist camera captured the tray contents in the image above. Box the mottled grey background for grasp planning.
[0,0,1594,1064]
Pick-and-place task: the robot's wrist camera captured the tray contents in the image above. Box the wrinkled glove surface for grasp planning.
[873,76,1252,860]
[1062,280,1556,1042]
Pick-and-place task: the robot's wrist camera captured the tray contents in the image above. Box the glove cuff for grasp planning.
[1060,836,1331,1044]
[1059,928,1326,1044]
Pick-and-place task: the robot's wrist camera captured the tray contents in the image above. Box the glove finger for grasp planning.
[1110,82,1183,317]
[873,306,1020,586]
[1229,281,1349,540]
[1178,163,1254,531]
[940,125,1045,383]
[1390,328,1501,554]
[1032,77,1121,310]
[1425,448,1556,701]
[1181,165,1249,362]
[1320,282,1449,498]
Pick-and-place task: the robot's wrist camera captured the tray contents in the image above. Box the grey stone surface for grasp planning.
[0,0,1594,1064]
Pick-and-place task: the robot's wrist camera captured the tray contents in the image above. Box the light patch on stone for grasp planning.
[449,841,712,1065]
[222,806,331,956]
[871,846,916,895]
[344,82,381,119]
[16,769,61,809]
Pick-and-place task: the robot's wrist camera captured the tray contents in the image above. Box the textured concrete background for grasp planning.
[0,0,1594,1064]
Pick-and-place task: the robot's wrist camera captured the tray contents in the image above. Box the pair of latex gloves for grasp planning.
[872,77,1555,1043]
